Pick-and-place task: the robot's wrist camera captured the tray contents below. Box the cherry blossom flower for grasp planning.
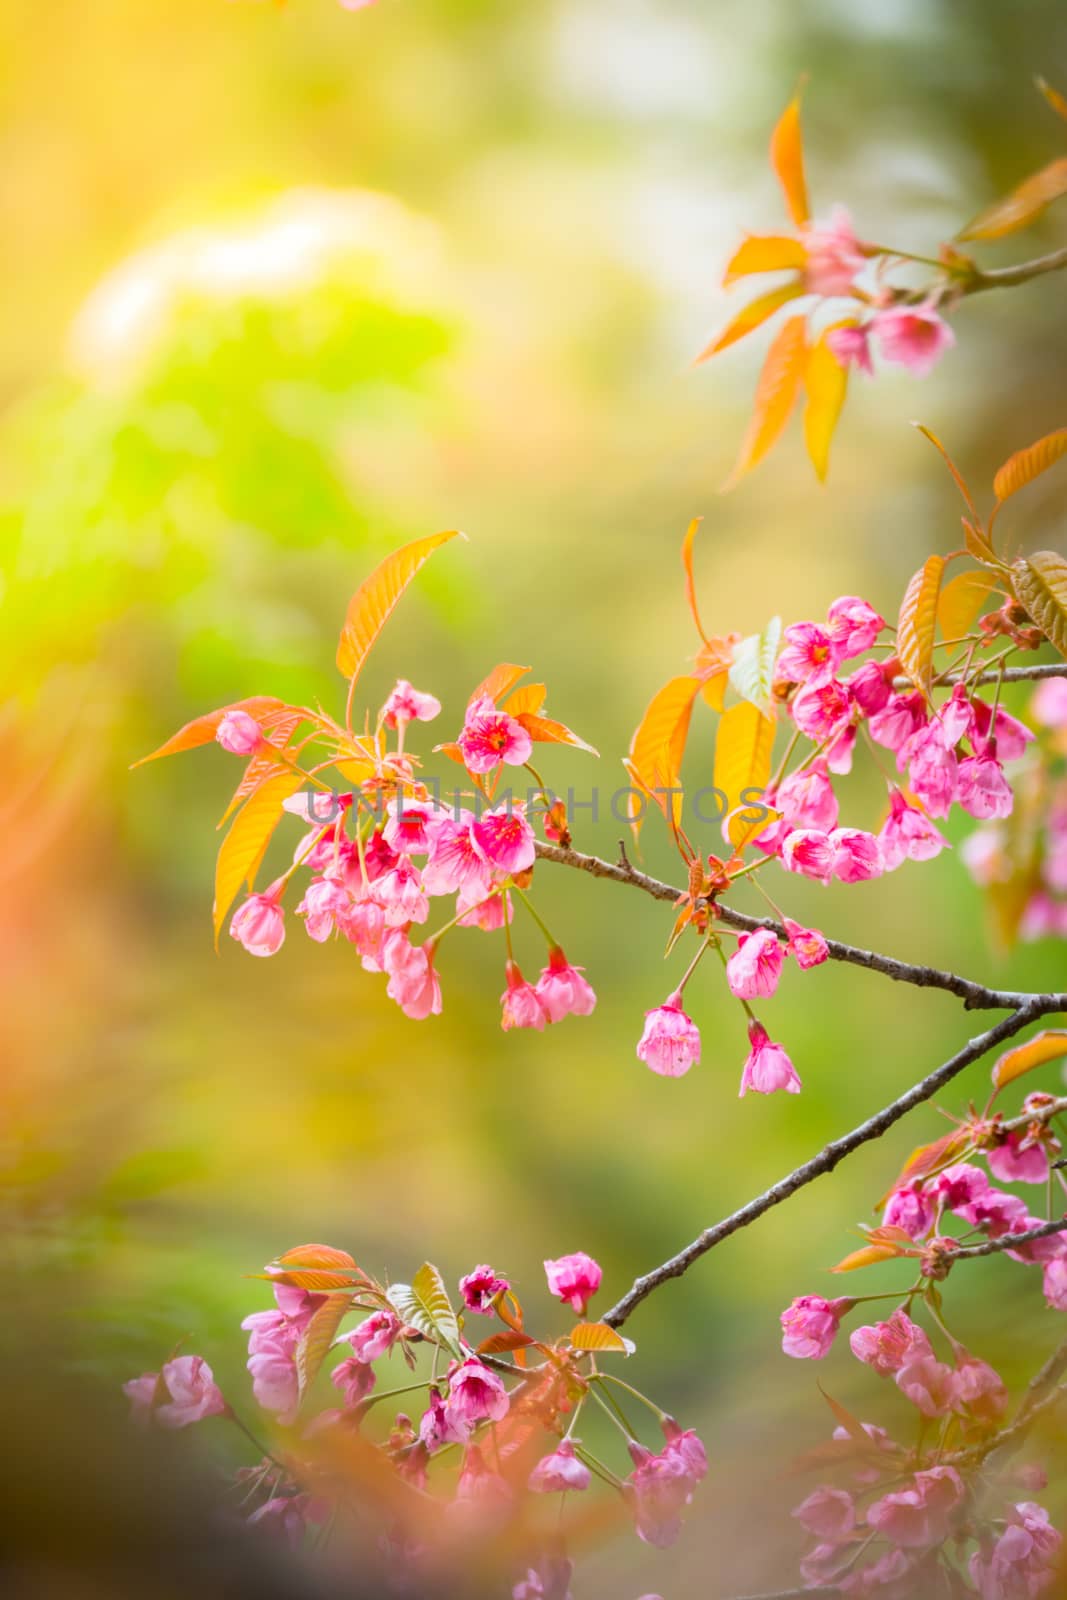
[625,1442,693,1548]
[384,934,442,1019]
[1032,678,1067,727]
[419,1389,469,1453]
[725,927,784,999]
[422,814,492,899]
[473,802,536,876]
[849,1310,933,1376]
[866,1466,963,1548]
[847,658,894,716]
[957,747,1015,820]
[792,1486,856,1540]
[792,678,853,742]
[781,828,835,881]
[124,1355,227,1428]
[827,321,874,376]
[445,1359,510,1427]
[459,1265,509,1314]
[871,304,955,378]
[501,961,548,1031]
[780,1295,852,1359]
[528,1439,591,1493]
[242,1286,323,1423]
[869,691,928,755]
[969,1501,1062,1600]
[375,855,430,926]
[247,1495,320,1548]
[784,917,829,969]
[741,1022,801,1096]
[382,797,444,855]
[457,694,532,774]
[216,709,262,756]
[802,208,867,296]
[330,1354,377,1408]
[544,1252,602,1315]
[879,789,951,872]
[1042,1256,1067,1310]
[661,1417,708,1484]
[230,891,286,957]
[895,1353,960,1417]
[903,724,959,818]
[777,622,838,686]
[381,679,441,730]
[988,1129,1051,1185]
[829,827,884,882]
[297,877,351,942]
[346,1309,401,1364]
[883,1182,936,1239]
[534,947,597,1022]
[775,758,839,831]
[828,596,885,660]
[971,699,1035,761]
[636,992,701,1077]
[953,1353,1008,1422]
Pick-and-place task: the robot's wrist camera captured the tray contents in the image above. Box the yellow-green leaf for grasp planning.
[722,315,807,490]
[728,617,782,714]
[335,529,462,682]
[769,95,810,226]
[714,701,776,848]
[994,428,1067,503]
[213,770,303,948]
[568,1322,635,1356]
[1012,551,1067,658]
[722,233,808,287]
[897,555,945,695]
[387,1263,462,1359]
[937,569,1002,642]
[803,324,849,482]
[696,282,805,362]
[992,1029,1067,1092]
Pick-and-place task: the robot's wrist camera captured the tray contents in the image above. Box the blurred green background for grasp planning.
[4,1,1067,1593]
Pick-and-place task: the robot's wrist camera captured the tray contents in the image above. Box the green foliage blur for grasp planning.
[5,1,1067,1592]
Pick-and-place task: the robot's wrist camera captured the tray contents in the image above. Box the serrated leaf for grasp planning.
[897,555,945,695]
[213,770,304,947]
[517,712,599,756]
[568,1322,635,1356]
[625,675,703,836]
[962,517,999,568]
[713,701,776,848]
[502,683,547,717]
[937,570,1002,642]
[992,1029,1067,1092]
[959,157,1067,241]
[696,282,806,362]
[803,324,849,483]
[270,1244,362,1292]
[722,233,808,287]
[132,696,287,767]
[476,1330,537,1356]
[469,662,531,707]
[1013,551,1067,658]
[728,617,782,713]
[296,1293,353,1399]
[722,316,807,489]
[769,95,809,226]
[387,1263,462,1358]
[994,428,1067,503]
[336,529,462,682]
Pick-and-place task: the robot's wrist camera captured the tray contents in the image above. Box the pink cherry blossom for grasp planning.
[879,788,951,871]
[741,1021,801,1097]
[903,724,959,818]
[781,828,834,882]
[883,1182,936,1240]
[380,679,441,730]
[931,1162,991,1211]
[953,1353,1007,1422]
[1032,678,1067,728]
[972,699,1036,761]
[382,797,443,855]
[725,927,784,999]
[847,658,894,716]
[247,1495,320,1548]
[230,891,286,957]
[153,1355,227,1428]
[792,677,853,742]
[216,709,263,756]
[636,992,701,1077]
[970,1501,1062,1600]
[895,1354,960,1417]
[829,827,884,882]
[330,1354,377,1408]
[784,917,829,969]
[122,1372,161,1424]
[988,1129,1050,1185]
[501,961,548,1031]
[457,694,532,774]
[780,1295,852,1359]
[473,802,536,875]
[456,886,510,930]
[528,1438,591,1493]
[419,1389,469,1452]
[866,1466,963,1548]
[872,304,955,378]
[459,1264,509,1314]
[850,1310,933,1376]
[777,621,838,685]
[346,1309,401,1364]
[534,946,597,1022]
[242,1286,323,1423]
[793,1486,856,1540]
[384,934,442,1019]
[375,855,430,927]
[297,877,351,942]
[1042,1256,1067,1310]
[827,596,885,660]
[445,1359,510,1427]
[661,1417,708,1484]
[544,1251,602,1315]
[422,813,493,899]
[827,321,873,376]
[775,758,839,831]
[869,690,927,754]
[957,748,1014,820]
[802,208,866,296]
[625,1442,693,1549]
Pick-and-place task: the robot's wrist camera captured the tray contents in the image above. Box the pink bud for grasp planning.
[636,993,701,1077]
[230,892,286,957]
[544,1251,602,1315]
[216,709,262,756]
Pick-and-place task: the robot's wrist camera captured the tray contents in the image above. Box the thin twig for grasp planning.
[963,246,1067,293]
[600,1007,1040,1329]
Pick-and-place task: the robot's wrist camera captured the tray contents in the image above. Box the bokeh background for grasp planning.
[5,1,1067,1594]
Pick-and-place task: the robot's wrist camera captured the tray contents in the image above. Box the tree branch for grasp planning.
[964,246,1067,293]
[534,843,1067,1014]
[601,1006,1041,1329]
[949,1215,1067,1261]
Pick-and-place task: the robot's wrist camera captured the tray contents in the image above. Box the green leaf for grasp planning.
[568,1322,635,1355]
[1012,551,1067,658]
[728,616,782,714]
[387,1263,462,1358]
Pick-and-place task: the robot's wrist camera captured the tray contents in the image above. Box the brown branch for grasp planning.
[534,843,1067,1014]
[940,662,1067,688]
[949,1215,1067,1260]
[601,1006,1041,1329]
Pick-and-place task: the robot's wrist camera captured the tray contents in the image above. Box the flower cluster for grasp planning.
[123,1245,705,1595]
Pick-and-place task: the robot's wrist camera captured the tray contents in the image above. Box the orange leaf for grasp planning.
[568,1322,634,1355]
[335,529,462,682]
[994,427,1067,503]
[469,663,531,707]
[803,323,849,482]
[725,803,781,856]
[912,424,982,525]
[1038,77,1067,123]
[960,157,1067,241]
[831,1229,912,1273]
[878,1129,971,1207]
[992,1030,1067,1092]
[713,702,776,847]
[625,675,704,836]
[770,96,810,227]
[517,712,598,756]
[937,570,1002,642]
[682,517,710,644]
[476,1330,537,1356]
[276,1244,358,1270]
[696,282,806,362]
[701,671,729,711]
[218,713,306,826]
[502,683,547,717]
[213,769,303,948]
[297,1293,355,1398]
[897,555,945,696]
[132,696,288,767]
[722,316,807,489]
[722,233,808,286]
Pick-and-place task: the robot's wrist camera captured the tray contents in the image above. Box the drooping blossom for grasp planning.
[871,304,955,379]
[776,758,839,831]
[971,699,1036,761]
[330,1354,377,1409]
[384,933,442,1020]
[866,1466,963,1548]
[827,321,873,376]
[297,877,351,942]
[457,695,532,774]
[419,1389,469,1453]
[453,1444,515,1520]
[534,947,597,1022]
[381,679,441,730]
[988,1129,1051,1185]
[869,691,927,755]
[903,724,959,818]
[953,1353,1008,1422]
[780,1295,852,1359]
[247,1495,322,1549]
[636,992,701,1077]
[459,1265,509,1315]
[725,927,784,1000]
[828,595,884,659]
[528,1438,591,1493]
[829,827,884,882]
[849,1309,932,1377]
[501,961,548,1031]
[382,797,443,855]
[784,917,829,969]
[895,1353,960,1417]
[124,1355,227,1428]
[625,1442,693,1549]
[879,789,951,871]
[661,1417,708,1485]
[375,855,430,927]
[741,1021,801,1097]
[216,709,262,756]
[544,1252,602,1315]
[1042,1256,1067,1311]
[792,678,853,742]
[242,1285,323,1423]
[847,657,894,716]
[957,747,1014,820]
[512,1555,575,1600]
[445,1358,510,1428]
[230,891,286,957]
